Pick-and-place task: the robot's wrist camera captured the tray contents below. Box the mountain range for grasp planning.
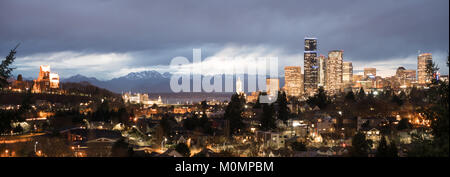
[61,70,285,93]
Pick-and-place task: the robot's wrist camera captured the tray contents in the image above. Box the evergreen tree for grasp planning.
[398,91,407,101]
[116,107,130,124]
[199,113,213,135]
[376,136,389,157]
[160,113,176,137]
[0,44,19,87]
[224,93,245,135]
[357,87,366,100]
[409,86,424,105]
[183,114,198,131]
[381,89,393,101]
[0,110,16,133]
[17,89,33,122]
[276,91,290,122]
[422,80,449,156]
[175,143,191,157]
[376,136,398,157]
[349,132,372,157]
[291,141,307,151]
[388,141,398,157]
[306,87,328,109]
[253,92,263,109]
[200,100,208,112]
[111,138,133,157]
[182,113,213,134]
[425,61,439,86]
[409,55,449,157]
[345,91,356,102]
[391,94,404,106]
[91,100,111,122]
[260,103,276,131]
[397,118,411,131]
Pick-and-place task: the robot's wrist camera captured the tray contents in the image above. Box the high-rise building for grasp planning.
[32,65,60,93]
[266,78,279,97]
[395,67,416,88]
[364,68,376,78]
[417,53,433,85]
[236,77,243,94]
[49,73,60,89]
[318,55,327,88]
[404,70,416,81]
[352,74,364,88]
[284,66,303,97]
[304,37,318,96]
[352,75,364,83]
[342,62,353,87]
[38,65,50,80]
[326,50,343,95]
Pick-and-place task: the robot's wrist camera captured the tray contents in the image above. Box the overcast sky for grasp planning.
[1,0,448,80]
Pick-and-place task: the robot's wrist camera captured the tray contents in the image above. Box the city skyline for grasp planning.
[7,46,446,80]
[0,0,448,80]
[1,0,448,163]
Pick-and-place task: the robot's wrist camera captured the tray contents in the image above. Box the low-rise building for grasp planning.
[361,127,381,148]
[255,131,285,149]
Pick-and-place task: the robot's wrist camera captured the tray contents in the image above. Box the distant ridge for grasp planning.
[62,71,285,93]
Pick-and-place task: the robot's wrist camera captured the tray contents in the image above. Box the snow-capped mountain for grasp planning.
[62,71,172,93]
[123,71,171,80]
[62,70,284,93]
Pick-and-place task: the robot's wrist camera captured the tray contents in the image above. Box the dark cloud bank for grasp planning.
[1,0,448,78]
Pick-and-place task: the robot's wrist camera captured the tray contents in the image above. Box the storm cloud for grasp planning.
[1,0,448,79]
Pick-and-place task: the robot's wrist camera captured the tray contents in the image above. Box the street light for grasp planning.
[161,137,168,151]
[34,141,38,153]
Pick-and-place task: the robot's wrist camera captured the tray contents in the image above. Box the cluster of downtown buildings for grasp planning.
[275,38,445,99]
[1,38,447,157]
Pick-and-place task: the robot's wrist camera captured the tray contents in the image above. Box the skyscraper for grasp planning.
[342,62,353,88]
[417,53,432,85]
[318,55,327,88]
[284,66,303,97]
[266,78,279,97]
[395,67,416,88]
[38,65,50,80]
[326,50,343,95]
[304,37,318,96]
[32,65,60,93]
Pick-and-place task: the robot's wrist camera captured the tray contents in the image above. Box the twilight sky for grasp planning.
[1,0,448,80]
